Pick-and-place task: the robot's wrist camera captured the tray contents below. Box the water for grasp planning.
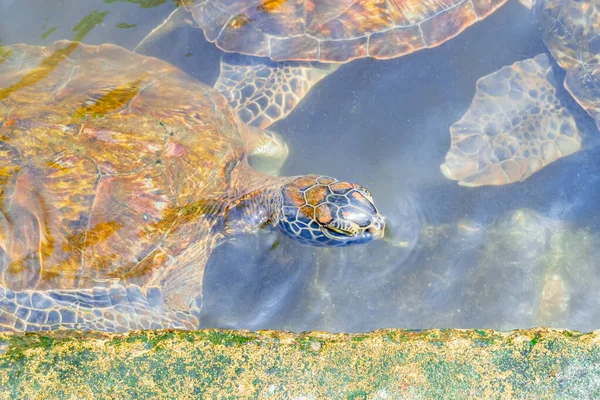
[2,0,600,332]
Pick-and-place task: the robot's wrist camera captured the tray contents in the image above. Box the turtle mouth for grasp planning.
[319,226,346,240]
[367,224,385,240]
[320,214,385,243]
[368,216,385,240]
[320,225,380,244]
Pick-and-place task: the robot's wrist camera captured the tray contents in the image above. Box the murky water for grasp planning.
[2,0,600,332]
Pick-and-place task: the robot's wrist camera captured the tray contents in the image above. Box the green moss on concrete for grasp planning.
[0,329,599,398]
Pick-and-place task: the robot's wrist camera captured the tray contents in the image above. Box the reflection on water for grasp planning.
[205,207,600,332]
[2,0,600,332]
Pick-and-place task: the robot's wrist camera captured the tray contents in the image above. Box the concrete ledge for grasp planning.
[0,328,598,398]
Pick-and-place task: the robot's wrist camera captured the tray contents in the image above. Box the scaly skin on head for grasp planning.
[226,162,385,247]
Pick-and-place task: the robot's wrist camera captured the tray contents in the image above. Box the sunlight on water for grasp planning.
[1,0,600,333]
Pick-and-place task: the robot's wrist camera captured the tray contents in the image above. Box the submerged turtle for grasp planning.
[0,41,384,332]
[136,0,510,128]
[441,0,600,186]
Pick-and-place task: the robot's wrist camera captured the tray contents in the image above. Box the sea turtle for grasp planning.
[441,0,600,186]
[135,0,510,128]
[0,41,384,332]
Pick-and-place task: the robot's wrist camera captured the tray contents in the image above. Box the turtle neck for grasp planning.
[222,160,294,237]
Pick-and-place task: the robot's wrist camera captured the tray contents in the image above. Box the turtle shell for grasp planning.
[187,0,508,62]
[541,0,600,130]
[0,41,247,292]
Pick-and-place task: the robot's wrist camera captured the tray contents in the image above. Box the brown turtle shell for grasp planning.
[187,0,508,62]
[0,41,246,293]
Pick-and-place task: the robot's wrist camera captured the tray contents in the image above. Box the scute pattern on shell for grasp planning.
[0,41,247,293]
[542,0,600,131]
[188,0,508,62]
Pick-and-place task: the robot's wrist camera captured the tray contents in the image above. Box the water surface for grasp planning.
[3,0,600,332]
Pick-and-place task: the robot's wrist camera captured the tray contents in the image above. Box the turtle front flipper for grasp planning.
[246,126,289,176]
[441,54,582,187]
[148,234,217,318]
[215,54,339,129]
[0,284,199,332]
[134,6,191,54]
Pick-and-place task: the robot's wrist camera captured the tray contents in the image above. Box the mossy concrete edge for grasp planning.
[0,328,599,399]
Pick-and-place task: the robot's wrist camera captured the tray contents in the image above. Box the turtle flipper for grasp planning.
[441,54,581,187]
[564,65,600,131]
[134,6,190,54]
[541,0,600,132]
[0,284,199,332]
[215,54,339,129]
[246,126,289,176]
[148,236,215,318]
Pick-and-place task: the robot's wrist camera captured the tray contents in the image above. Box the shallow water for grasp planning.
[3,0,600,332]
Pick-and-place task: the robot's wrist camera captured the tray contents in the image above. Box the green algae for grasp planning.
[116,23,137,29]
[72,10,109,42]
[104,0,171,8]
[0,47,12,65]
[41,27,57,40]
[351,334,369,343]
[200,330,257,347]
[0,10,107,102]
[347,389,368,399]
[0,329,599,398]
[529,333,542,352]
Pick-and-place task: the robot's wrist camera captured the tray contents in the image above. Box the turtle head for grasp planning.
[278,175,384,247]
